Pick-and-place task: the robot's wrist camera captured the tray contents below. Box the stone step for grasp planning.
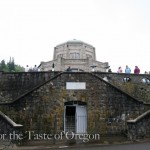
[22,138,67,146]
[0,139,14,149]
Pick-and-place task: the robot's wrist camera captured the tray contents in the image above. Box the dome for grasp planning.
[56,39,93,47]
[66,39,83,44]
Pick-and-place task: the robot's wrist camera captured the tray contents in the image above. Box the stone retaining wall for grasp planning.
[0,71,59,103]
[0,72,148,137]
[94,72,150,103]
[127,110,150,140]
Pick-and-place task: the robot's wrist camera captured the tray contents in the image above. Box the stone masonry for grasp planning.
[0,71,150,143]
[39,39,109,72]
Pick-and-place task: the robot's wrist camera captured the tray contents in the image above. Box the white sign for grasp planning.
[66,82,86,90]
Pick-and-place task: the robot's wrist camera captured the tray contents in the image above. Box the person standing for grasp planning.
[117,67,123,73]
[52,63,55,71]
[125,65,131,74]
[33,65,38,71]
[66,66,71,72]
[25,65,29,72]
[108,68,112,72]
[134,66,140,74]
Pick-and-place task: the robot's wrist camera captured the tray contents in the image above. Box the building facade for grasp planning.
[0,71,150,145]
[39,39,109,72]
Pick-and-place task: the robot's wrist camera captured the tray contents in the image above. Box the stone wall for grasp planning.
[94,72,150,103]
[0,71,59,103]
[0,72,148,138]
[127,110,150,140]
[0,111,23,144]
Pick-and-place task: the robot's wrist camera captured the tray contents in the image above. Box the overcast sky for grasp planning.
[0,0,150,73]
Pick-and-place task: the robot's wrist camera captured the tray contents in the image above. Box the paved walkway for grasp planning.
[11,138,150,150]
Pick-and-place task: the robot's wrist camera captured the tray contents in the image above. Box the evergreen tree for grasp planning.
[7,57,15,72]
[15,65,25,72]
[0,60,8,71]
[0,57,25,72]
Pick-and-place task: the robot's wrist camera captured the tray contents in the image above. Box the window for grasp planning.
[76,53,80,59]
[70,53,80,59]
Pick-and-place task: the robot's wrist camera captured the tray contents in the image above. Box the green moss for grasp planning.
[113,81,150,103]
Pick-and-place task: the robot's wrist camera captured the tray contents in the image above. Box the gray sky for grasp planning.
[0,0,150,73]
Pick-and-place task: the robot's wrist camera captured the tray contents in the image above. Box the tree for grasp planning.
[7,57,15,72]
[15,65,25,72]
[0,60,8,71]
[0,57,25,72]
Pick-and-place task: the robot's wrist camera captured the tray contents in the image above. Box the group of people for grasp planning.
[25,65,38,72]
[25,64,141,74]
[117,65,140,74]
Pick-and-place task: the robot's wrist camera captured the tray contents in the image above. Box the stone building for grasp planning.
[0,40,150,146]
[39,39,109,72]
[0,71,150,145]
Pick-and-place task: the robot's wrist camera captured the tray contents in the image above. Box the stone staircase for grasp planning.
[0,139,14,150]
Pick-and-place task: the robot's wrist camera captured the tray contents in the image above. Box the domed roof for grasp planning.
[56,39,94,47]
[66,39,83,44]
